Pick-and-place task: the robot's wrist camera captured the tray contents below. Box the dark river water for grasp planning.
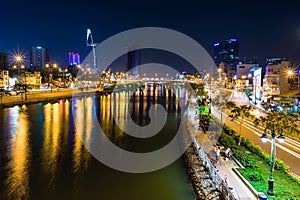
[0,84,195,200]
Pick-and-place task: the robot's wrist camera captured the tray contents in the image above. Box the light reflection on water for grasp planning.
[5,106,30,200]
[41,103,62,189]
[0,85,194,200]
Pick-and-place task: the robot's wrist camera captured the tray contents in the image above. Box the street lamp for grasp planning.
[59,68,68,88]
[13,53,28,100]
[64,69,68,87]
[218,68,222,82]
[209,77,213,113]
[20,65,27,100]
[260,131,285,196]
[45,63,57,92]
[286,68,300,92]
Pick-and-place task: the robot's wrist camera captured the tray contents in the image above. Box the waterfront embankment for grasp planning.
[181,102,235,200]
[0,89,112,109]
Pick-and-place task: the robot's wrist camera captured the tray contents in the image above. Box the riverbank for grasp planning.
[0,89,113,109]
[181,102,235,200]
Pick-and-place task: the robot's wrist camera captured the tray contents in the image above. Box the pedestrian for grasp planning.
[225,147,231,160]
[224,175,228,188]
[216,146,220,162]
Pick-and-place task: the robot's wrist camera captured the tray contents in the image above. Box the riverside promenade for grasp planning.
[187,102,257,200]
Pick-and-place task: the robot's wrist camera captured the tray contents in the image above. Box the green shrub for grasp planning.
[241,138,269,162]
[249,171,263,182]
[233,149,258,169]
[275,159,290,173]
[223,125,231,135]
[246,157,258,169]
[219,132,236,147]
[221,125,292,174]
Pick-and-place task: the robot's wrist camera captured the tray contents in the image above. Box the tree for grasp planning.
[192,83,211,133]
[254,111,298,195]
[227,101,254,145]
[198,113,211,133]
[212,93,228,122]
[194,83,209,106]
[254,111,298,138]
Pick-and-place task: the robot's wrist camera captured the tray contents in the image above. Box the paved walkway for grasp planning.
[188,101,257,200]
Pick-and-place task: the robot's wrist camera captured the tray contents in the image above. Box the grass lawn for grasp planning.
[237,149,300,200]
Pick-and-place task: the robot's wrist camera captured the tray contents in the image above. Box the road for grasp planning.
[212,106,300,177]
[229,89,250,105]
[213,88,267,118]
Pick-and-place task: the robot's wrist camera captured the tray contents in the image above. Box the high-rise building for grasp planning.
[213,38,239,75]
[30,46,49,70]
[126,48,141,76]
[68,52,80,66]
[0,52,8,69]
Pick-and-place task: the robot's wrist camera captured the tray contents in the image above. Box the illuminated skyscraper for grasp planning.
[213,38,239,73]
[30,46,49,70]
[68,52,80,65]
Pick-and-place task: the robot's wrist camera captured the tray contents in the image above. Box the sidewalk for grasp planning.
[188,102,257,200]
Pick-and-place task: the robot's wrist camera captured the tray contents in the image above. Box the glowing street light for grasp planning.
[11,51,27,100]
[46,63,58,92]
[260,127,285,196]
[286,68,300,92]
[218,68,222,81]
[287,69,294,77]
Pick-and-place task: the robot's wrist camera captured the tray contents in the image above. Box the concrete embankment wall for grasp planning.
[181,103,235,200]
[0,90,110,109]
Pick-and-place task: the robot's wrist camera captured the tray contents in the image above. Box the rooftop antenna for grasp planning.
[86,29,96,70]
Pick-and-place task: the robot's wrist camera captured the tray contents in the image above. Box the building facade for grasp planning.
[234,62,258,90]
[0,70,9,90]
[30,46,49,70]
[236,63,258,78]
[18,71,42,89]
[262,58,289,102]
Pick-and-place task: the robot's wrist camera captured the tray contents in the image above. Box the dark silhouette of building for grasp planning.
[30,46,49,71]
[213,38,239,74]
[126,47,141,76]
[0,52,8,70]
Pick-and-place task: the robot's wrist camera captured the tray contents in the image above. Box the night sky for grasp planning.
[1,0,300,67]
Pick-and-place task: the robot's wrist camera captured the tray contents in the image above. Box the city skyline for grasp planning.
[1,0,300,67]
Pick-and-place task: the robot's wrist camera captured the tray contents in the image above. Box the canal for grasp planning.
[0,84,195,200]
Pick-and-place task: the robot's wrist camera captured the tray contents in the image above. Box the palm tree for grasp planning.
[227,101,253,145]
